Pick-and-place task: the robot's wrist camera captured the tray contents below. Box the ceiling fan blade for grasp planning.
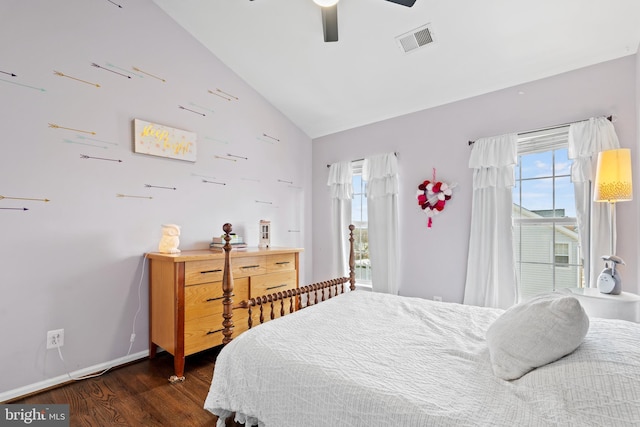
[385,0,417,6]
[321,5,338,42]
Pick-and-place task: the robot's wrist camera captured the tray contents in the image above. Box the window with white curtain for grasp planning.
[351,160,371,284]
[512,126,583,301]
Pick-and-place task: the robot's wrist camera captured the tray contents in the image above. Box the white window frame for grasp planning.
[351,160,371,286]
[513,126,583,299]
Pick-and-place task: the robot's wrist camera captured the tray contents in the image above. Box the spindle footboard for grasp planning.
[219,223,356,344]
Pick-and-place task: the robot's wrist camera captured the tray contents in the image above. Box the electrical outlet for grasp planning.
[433,296,443,302]
[46,329,64,349]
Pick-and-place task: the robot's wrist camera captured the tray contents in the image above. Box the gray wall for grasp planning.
[313,55,638,302]
[0,0,312,399]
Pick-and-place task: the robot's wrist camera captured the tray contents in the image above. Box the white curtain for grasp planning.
[363,153,399,294]
[568,117,621,288]
[327,161,353,278]
[464,134,518,309]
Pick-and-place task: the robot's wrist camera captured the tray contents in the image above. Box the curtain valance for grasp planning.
[327,161,353,200]
[468,134,517,189]
[569,117,620,183]
[363,153,399,199]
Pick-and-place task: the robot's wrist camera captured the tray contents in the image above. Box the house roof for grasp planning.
[513,204,579,241]
[153,0,640,139]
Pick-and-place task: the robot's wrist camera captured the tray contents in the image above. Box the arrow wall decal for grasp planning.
[80,154,122,162]
[49,123,96,135]
[144,184,177,190]
[132,66,165,82]
[54,71,100,87]
[116,194,153,199]
[91,63,131,79]
[0,195,50,202]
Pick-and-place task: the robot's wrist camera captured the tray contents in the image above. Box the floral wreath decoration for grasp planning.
[416,170,457,228]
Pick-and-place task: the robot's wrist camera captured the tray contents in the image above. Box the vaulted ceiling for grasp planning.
[153,0,640,139]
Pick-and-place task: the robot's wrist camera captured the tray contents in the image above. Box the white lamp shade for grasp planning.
[313,0,339,6]
[593,148,633,202]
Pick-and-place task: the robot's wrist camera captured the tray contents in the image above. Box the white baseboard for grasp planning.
[0,350,149,403]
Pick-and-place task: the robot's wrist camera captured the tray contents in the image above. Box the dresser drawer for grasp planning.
[251,270,297,297]
[232,310,250,336]
[185,259,225,285]
[185,256,267,285]
[266,253,296,272]
[232,256,267,277]
[184,314,226,355]
[184,308,250,355]
[185,278,249,321]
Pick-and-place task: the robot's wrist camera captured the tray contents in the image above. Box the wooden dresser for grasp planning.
[146,247,302,381]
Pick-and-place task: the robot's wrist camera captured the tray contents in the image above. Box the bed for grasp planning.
[205,225,640,427]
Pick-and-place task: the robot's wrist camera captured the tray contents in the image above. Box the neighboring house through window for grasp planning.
[512,126,583,301]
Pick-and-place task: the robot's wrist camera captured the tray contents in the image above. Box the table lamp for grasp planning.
[593,148,633,294]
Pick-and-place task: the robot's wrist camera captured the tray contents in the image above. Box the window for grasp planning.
[554,242,570,266]
[351,160,371,284]
[512,127,583,301]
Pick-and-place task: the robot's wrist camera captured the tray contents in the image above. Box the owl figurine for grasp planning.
[159,224,181,253]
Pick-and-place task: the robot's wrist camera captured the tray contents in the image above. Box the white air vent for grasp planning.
[395,24,434,54]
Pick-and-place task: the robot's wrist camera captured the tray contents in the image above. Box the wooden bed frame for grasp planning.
[218,223,357,345]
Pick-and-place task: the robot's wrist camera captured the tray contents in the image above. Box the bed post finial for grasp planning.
[348,224,356,291]
[222,223,235,344]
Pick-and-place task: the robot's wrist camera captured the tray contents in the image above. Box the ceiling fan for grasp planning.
[313,0,417,42]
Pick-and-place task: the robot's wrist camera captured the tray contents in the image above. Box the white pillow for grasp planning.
[486,293,589,380]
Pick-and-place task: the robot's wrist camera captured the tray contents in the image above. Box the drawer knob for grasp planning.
[275,261,290,265]
[241,265,260,269]
[206,328,223,335]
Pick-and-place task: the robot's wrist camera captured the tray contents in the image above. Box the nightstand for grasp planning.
[562,288,640,323]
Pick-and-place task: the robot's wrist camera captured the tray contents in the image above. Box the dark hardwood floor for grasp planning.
[9,347,241,426]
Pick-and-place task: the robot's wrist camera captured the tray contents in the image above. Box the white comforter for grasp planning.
[204,291,640,427]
